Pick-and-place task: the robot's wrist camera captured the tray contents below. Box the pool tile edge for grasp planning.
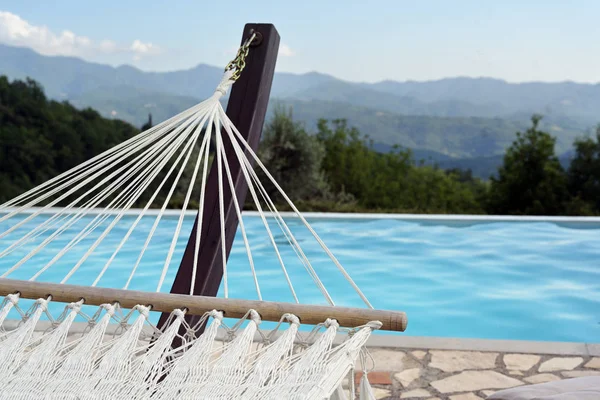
[365,334,600,356]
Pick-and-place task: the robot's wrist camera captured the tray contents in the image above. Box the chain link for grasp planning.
[224,32,257,81]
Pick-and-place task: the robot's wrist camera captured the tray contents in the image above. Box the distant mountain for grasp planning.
[437,155,504,179]
[70,86,202,127]
[70,89,572,159]
[0,43,338,101]
[0,43,225,99]
[0,43,597,160]
[271,71,337,97]
[432,151,574,180]
[275,99,581,157]
[369,143,455,163]
[281,79,503,118]
[367,77,600,125]
[3,43,599,123]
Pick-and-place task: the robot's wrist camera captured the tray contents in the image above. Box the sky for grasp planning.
[0,1,599,84]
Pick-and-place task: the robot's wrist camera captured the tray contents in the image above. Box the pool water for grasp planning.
[1,214,599,343]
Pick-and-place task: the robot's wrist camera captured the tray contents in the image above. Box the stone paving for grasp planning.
[348,348,600,400]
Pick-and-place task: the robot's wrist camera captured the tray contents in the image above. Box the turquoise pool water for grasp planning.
[1,214,599,343]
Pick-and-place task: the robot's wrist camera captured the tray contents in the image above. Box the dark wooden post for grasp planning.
[157,24,280,335]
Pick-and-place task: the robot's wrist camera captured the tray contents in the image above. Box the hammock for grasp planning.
[0,24,407,399]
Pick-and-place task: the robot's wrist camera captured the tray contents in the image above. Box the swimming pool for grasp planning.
[1,212,599,343]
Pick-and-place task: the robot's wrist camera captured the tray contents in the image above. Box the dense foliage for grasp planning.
[313,119,485,213]
[259,108,600,216]
[486,115,569,215]
[2,76,600,216]
[0,76,138,203]
[255,106,330,204]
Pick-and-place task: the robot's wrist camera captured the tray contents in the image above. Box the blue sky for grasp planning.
[1,1,599,83]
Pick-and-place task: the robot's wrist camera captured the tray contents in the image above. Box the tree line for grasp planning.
[0,76,138,203]
[257,106,600,216]
[1,76,600,216]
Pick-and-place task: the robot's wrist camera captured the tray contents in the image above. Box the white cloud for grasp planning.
[131,39,153,54]
[130,39,159,61]
[279,44,295,57]
[0,11,160,61]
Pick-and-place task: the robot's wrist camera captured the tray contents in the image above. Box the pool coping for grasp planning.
[364,334,600,357]
[4,207,600,223]
[5,319,598,357]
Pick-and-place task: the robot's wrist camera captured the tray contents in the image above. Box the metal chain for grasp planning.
[225,32,257,81]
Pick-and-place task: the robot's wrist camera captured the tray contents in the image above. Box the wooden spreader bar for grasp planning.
[0,278,407,332]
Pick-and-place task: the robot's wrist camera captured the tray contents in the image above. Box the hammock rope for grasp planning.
[0,297,379,399]
[0,66,367,309]
[0,25,407,399]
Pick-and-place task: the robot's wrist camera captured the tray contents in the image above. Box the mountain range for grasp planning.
[1,43,598,178]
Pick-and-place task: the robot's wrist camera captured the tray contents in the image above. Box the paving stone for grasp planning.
[429,351,498,372]
[373,387,392,399]
[431,370,523,393]
[364,348,407,371]
[401,388,431,398]
[585,357,600,369]
[538,357,583,372]
[394,368,421,388]
[503,354,540,371]
[508,370,524,376]
[450,393,484,400]
[412,350,427,360]
[524,373,561,384]
[481,390,497,397]
[561,370,600,378]
[425,398,441,400]
[355,371,393,386]
[588,344,600,358]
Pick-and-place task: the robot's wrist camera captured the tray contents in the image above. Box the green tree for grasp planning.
[566,124,600,214]
[255,105,330,204]
[0,75,139,203]
[487,115,568,215]
[315,118,486,213]
[316,118,384,203]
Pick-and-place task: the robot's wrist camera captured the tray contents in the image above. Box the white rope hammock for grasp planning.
[0,297,379,399]
[0,27,404,399]
[0,68,369,308]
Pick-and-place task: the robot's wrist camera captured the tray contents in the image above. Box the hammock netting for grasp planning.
[0,33,389,399]
[0,296,379,399]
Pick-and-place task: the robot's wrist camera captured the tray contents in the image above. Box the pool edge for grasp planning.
[363,334,600,357]
[5,207,600,223]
